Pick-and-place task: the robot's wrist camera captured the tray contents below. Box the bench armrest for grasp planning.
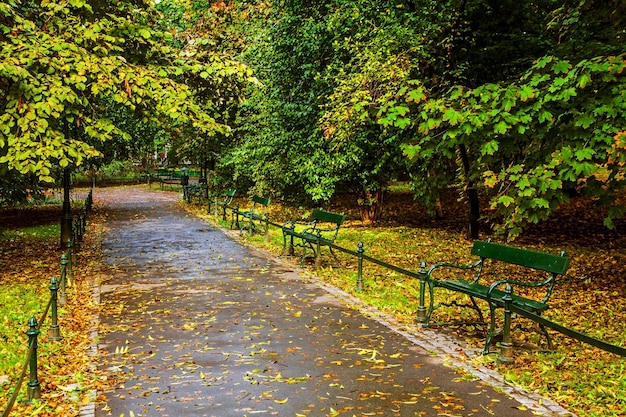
[487,276,555,304]
[304,225,338,234]
[426,259,483,282]
[282,218,316,230]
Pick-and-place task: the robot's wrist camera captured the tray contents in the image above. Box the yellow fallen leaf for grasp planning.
[274,398,288,404]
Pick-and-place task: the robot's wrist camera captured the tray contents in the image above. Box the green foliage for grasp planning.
[231,0,435,217]
[153,0,260,175]
[97,160,143,181]
[394,54,626,236]
[361,1,626,236]
[0,0,250,186]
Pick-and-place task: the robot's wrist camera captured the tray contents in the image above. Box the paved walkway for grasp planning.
[92,187,575,417]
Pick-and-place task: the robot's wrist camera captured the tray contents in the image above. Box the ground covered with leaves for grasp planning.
[194,187,626,417]
[0,204,108,416]
[1,185,625,416]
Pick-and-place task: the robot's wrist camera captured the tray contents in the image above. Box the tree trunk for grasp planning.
[60,167,73,249]
[358,188,384,223]
[458,144,479,239]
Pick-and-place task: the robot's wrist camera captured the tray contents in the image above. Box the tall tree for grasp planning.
[232,0,430,220]
[0,0,248,183]
[0,0,251,244]
[375,0,626,237]
[154,0,259,183]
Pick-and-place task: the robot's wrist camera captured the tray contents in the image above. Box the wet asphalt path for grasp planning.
[93,186,567,417]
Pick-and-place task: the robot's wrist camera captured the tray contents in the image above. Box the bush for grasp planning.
[99,160,141,179]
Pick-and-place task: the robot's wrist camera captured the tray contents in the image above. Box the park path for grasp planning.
[91,186,573,417]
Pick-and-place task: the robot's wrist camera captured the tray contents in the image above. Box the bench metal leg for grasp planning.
[298,239,315,266]
[315,238,321,268]
[415,263,428,323]
[231,205,239,229]
[280,231,296,257]
[328,246,340,265]
[537,321,554,351]
[485,302,498,354]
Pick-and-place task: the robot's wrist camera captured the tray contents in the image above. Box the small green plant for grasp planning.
[0,224,60,241]
[94,160,143,182]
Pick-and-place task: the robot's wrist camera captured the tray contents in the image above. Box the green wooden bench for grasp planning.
[184,181,208,203]
[421,239,570,357]
[231,194,270,236]
[281,209,345,267]
[158,170,184,189]
[207,188,236,220]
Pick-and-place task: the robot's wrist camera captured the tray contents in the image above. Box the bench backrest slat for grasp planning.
[312,209,345,226]
[251,195,270,206]
[471,240,570,275]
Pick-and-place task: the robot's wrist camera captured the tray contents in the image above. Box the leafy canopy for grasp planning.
[0,0,250,183]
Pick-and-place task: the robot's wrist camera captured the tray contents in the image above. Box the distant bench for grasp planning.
[232,194,271,236]
[184,181,208,203]
[208,188,236,220]
[155,170,184,189]
[281,208,345,267]
[421,239,570,357]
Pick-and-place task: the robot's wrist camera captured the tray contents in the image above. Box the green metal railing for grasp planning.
[1,188,92,417]
[205,199,626,359]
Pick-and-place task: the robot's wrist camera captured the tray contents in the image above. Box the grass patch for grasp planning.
[0,209,104,416]
[1,224,60,241]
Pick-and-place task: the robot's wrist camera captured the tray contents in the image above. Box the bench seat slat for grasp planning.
[438,280,548,312]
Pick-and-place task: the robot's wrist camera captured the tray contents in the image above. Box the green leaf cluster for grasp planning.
[0,0,252,185]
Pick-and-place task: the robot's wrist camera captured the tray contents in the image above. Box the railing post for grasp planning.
[356,242,364,292]
[416,262,428,323]
[66,238,74,287]
[233,204,240,228]
[81,206,87,237]
[49,277,62,341]
[59,254,68,305]
[498,284,515,362]
[26,317,41,402]
[86,188,93,212]
[73,217,81,252]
